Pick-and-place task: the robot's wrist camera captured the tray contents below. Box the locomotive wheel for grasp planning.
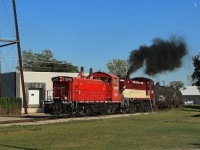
[143,103,148,112]
[107,108,113,114]
[139,103,146,112]
[77,109,85,116]
[127,103,136,113]
[100,107,107,115]
[52,103,62,116]
[146,102,152,111]
[85,107,93,116]
[74,105,85,116]
[106,105,115,114]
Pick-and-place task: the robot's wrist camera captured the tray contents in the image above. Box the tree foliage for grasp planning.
[191,53,200,86]
[106,59,129,78]
[169,81,184,89]
[16,50,79,72]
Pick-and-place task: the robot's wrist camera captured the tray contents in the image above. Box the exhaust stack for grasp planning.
[78,67,85,77]
[88,68,93,79]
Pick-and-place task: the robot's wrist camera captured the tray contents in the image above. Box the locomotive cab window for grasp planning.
[147,82,150,90]
[99,77,107,82]
[108,78,112,84]
[114,78,118,85]
[93,77,107,82]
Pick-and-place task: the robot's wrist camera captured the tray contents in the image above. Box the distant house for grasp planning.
[179,86,200,104]
[1,71,88,113]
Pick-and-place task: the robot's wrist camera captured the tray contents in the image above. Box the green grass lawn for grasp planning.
[0,107,200,150]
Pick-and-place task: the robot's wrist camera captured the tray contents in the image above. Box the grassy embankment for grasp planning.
[0,107,200,150]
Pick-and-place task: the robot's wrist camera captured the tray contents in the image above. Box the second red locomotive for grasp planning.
[120,77,155,112]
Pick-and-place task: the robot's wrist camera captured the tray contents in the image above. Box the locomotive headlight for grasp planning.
[64,96,68,100]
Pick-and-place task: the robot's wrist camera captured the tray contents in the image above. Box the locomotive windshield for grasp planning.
[94,77,107,82]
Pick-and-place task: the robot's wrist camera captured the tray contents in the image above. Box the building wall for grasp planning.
[1,72,16,97]
[182,95,200,104]
[180,86,200,104]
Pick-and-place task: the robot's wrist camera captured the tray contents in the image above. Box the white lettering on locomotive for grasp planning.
[64,77,73,82]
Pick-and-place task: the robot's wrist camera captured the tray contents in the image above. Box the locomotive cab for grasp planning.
[93,72,121,102]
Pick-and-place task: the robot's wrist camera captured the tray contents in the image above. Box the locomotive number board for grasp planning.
[52,77,73,82]
[64,77,73,82]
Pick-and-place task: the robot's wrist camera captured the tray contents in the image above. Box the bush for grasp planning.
[0,97,22,116]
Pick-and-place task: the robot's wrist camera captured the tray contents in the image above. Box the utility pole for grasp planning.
[0,57,1,98]
[12,0,28,114]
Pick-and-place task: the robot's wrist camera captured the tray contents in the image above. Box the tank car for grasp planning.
[154,85,183,109]
[44,68,121,116]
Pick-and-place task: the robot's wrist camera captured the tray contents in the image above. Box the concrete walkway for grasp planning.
[0,113,51,124]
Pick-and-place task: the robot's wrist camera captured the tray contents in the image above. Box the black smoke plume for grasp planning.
[127,36,188,77]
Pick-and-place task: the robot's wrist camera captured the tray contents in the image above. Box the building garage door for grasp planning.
[28,89,40,105]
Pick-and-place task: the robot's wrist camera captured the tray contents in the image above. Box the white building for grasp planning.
[1,71,88,113]
[179,86,200,104]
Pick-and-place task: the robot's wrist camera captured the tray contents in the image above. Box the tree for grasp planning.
[186,74,195,86]
[16,50,79,72]
[191,53,200,87]
[106,59,129,78]
[169,81,184,89]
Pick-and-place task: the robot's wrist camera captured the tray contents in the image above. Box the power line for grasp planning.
[0,44,18,72]
[0,0,15,38]
[22,59,71,64]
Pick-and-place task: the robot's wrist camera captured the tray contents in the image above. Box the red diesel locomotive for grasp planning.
[44,67,155,116]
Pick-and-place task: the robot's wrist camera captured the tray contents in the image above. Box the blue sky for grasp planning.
[0,0,200,85]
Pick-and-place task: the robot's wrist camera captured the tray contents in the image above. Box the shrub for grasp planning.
[0,97,22,116]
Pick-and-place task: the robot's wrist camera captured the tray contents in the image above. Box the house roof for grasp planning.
[179,86,200,96]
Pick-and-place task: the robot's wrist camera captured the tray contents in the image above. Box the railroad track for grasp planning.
[0,112,150,127]
[0,116,56,125]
